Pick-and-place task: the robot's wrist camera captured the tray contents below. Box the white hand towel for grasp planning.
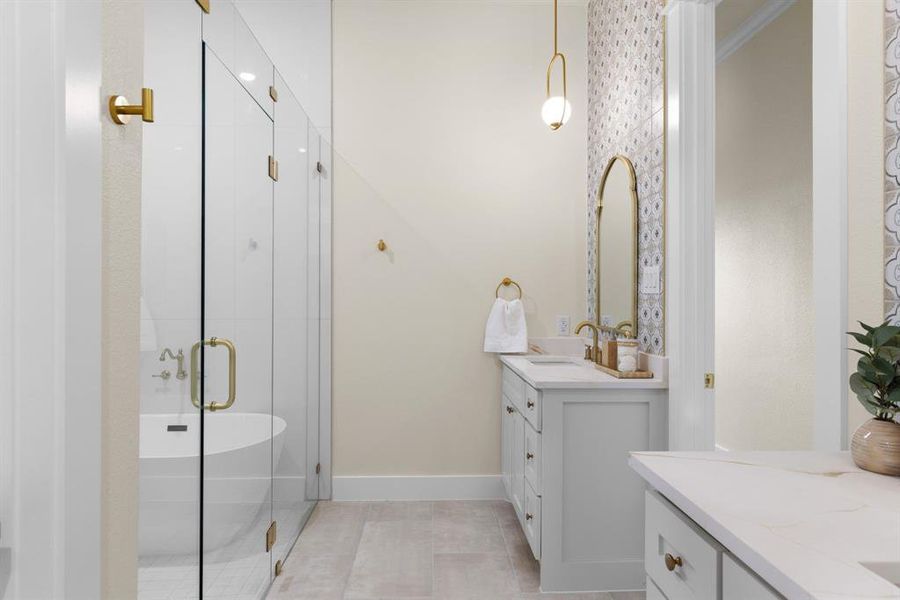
[483,298,528,353]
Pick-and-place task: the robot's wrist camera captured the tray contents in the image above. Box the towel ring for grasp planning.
[495,277,523,299]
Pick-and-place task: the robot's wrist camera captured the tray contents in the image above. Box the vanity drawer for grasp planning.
[523,422,541,495]
[645,491,723,600]
[523,383,541,430]
[723,553,783,599]
[523,480,541,560]
[502,367,526,413]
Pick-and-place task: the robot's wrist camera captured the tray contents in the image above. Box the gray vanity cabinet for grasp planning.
[499,364,667,592]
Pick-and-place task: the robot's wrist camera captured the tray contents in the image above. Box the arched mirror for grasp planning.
[596,155,638,338]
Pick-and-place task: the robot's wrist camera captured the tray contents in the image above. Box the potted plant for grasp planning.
[848,321,900,476]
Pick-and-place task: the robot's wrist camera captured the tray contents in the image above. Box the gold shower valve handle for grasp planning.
[108,88,154,125]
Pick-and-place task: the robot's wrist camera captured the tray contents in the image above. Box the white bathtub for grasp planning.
[139,413,287,556]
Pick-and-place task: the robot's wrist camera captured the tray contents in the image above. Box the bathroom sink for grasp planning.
[862,562,900,588]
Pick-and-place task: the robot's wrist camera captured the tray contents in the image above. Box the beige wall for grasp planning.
[332,0,587,476]
[101,0,141,596]
[715,1,815,450]
[847,0,884,438]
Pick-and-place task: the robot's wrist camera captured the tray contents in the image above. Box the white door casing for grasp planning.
[665,0,849,451]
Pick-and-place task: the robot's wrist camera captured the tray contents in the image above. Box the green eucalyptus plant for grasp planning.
[848,321,900,422]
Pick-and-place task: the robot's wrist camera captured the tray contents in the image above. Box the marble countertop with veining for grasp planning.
[629,451,900,600]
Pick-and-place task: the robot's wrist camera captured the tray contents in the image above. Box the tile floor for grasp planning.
[138,500,314,600]
[269,500,646,600]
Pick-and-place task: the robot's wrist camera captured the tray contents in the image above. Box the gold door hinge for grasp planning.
[274,559,283,576]
[195,0,210,13]
[266,521,277,552]
[315,462,321,475]
[268,156,279,181]
[269,86,278,102]
[704,373,715,389]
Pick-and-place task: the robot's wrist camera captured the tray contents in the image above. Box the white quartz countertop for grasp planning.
[629,451,900,600]
[499,354,667,390]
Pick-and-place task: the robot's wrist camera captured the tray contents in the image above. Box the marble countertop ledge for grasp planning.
[629,451,900,600]
[498,352,668,390]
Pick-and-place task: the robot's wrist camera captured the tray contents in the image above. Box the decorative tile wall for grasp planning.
[587,0,665,354]
[886,0,900,322]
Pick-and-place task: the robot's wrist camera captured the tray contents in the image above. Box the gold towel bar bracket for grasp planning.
[495,277,523,299]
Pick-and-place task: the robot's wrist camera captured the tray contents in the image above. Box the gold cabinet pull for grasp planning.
[108,88,154,124]
[664,553,683,572]
[190,337,237,411]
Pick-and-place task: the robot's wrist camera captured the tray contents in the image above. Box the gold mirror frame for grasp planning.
[595,154,639,339]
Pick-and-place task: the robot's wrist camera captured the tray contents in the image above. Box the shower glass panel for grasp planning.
[139,1,328,598]
[138,1,202,597]
[271,72,319,562]
[202,47,274,598]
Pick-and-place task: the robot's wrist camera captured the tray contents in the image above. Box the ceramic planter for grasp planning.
[851,418,900,476]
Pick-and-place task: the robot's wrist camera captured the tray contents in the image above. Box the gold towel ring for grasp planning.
[495,277,523,299]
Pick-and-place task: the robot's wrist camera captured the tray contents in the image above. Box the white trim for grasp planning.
[716,0,795,65]
[0,2,102,597]
[332,476,505,501]
[714,443,730,452]
[812,0,849,451]
[665,0,718,451]
[64,2,102,597]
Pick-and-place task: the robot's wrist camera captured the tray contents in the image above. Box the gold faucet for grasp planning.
[160,347,188,380]
[575,321,601,364]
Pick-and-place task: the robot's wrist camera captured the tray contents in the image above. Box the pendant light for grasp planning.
[542,0,571,130]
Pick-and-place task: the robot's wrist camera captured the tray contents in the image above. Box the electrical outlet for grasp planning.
[556,315,570,336]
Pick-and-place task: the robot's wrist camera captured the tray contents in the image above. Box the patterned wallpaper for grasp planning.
[586,0,665,354]
[886,1,900,322]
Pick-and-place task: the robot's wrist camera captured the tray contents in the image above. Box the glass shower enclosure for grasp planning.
[138,2,330,598]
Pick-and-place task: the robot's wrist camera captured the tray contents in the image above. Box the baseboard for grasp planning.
[331,475,505,501]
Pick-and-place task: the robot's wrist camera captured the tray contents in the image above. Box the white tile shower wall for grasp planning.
[886,0,900,321]
[140,1,202,415]
[587,0,665,353]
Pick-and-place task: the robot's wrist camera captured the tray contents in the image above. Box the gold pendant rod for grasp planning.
[553,0,558,55]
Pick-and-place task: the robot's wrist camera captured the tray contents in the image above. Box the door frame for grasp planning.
[0,1,103,597]
[664,0,849,451]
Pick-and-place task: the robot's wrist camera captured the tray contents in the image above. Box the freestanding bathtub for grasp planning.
[139,413,287,556]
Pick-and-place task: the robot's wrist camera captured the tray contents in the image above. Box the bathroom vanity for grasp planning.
[630,451,900,600]
[499,352,668,592]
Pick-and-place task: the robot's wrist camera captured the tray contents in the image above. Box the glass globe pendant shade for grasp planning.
[541,95,572,129]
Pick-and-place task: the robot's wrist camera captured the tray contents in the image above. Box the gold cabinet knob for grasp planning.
[525,513,533,521]
[506,406,514,414]
[527,400,535,408]
[377,239,387,252]
[664,553,683,572]
[526,452,534,460]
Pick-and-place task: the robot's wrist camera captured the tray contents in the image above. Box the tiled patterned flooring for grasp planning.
[268,500,646,600]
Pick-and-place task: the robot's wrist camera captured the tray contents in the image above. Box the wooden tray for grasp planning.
[595,364,654,379]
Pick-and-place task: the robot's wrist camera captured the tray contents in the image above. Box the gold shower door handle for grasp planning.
[190,337,237,411]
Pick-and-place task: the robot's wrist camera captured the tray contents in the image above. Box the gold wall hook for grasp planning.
[108,88,154,125]
[377,239,387,252]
